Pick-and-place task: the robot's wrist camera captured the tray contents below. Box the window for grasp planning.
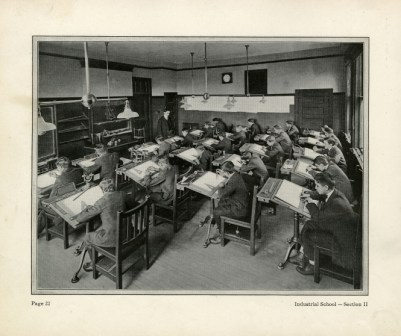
[244,69,267,95]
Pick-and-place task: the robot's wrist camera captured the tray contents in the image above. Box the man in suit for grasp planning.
[201,122,215,139]
[212,117,228,134]
[37,157,84,236]
[240,151,268,191]
[194,145,213,171]
[156,110,173,138]
[263,135,284,167]
[211,133,233,154]
[72,179,126,272]
[314,138,347,174]
[322,125,343,151]
[289,172,357,275]
[307,155,354,203]
[231,125,247,152]
[248,118,262,142]
[181,128,195,147]
[142,157,175,205]
[285,120,300,142]
[273,124,292,155]
[84,144,120,182]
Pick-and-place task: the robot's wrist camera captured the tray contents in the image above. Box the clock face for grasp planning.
[222,72,232,84]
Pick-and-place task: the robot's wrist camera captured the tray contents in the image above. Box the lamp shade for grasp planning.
[117,100,139,119]
[38,115,56,135]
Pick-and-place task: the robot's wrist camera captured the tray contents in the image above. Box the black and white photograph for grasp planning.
[33,37,368,293]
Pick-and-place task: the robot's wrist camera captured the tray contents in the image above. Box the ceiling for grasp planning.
[38,39,352,69]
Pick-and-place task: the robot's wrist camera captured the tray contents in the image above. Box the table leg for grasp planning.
[203,198,215,248]
[278,212,301,270]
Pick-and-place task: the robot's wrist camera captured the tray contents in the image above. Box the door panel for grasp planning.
[132,77,152,140]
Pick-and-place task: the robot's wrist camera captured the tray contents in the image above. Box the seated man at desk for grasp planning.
[289,172,356,275]
[142,157,175,205]
[231,125,247,152]
[83,144,120,182]
[72,179,126,270]
[273,124,292,155]
[322,125,343,150]
[201,121,215,139]
[285,120,300,142]
[307,155,354,203]
[212,117,228,134]
[194,145,213,171]
[314,138,347,174]
[240,151,268,191]
[247,118,262,142]
[211,133,233,154]
[205,161,250,244]
[263,135,284,167]
[181,128,195,147]
[155,136,178,157]
[37,157,84,235]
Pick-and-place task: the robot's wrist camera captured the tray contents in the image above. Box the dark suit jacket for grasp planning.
[305,189,357,268]
[49,167,84,198]
[286,125,299,142]
[182,133,195,147]
[158,141,172,157]
[309,162,354,203]
[201,127,214,139]
[215,121,227,134]
[76,191,126,247]
[198,149,213,171]
[212,137,232,153]
[263,142,284,166]
[232,130,247,146]
[249,123,262,140]
[275,131,292,155]
[143,165,175,205]
[85,152,120,181]
[240,156,268,181]
[157,116,172,138]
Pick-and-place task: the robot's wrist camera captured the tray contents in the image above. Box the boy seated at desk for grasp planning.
[212,117,228,134]
[203,161,250,244]
[83,144,120,182]
[231,125,247,152]
[201,121,214,139]
[240,151,268,191]
[247,118,262,143]
[306,155,354,203]
[263,135,285,167]
[37,157,84,236]
[272,124,292,155]
[181,128,195,147]
[137,157,175,206]
[211,132,233,154]
[314,138,347,174]
[193,145,213,171]
[72,179,126,271]
[289,172,357,276]
[285,120,300,142]
[322,125,343,150]
[155,136,178,157]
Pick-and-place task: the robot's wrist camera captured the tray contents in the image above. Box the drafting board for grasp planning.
[303,147,320,160]
[78,157,97,168]
[165,136,184,144]
[176,148,200,165]
[239,143,267,156]
[37,170,58,189]
[190,130,203,137]
[137,143,159,153]
[201,138,219,148]
[124,160,160,185]
[187,171,226,198]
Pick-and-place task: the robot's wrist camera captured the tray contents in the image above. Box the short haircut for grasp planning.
[182,128,189,133]
[248,118,255,123]
[155,135,164,142]
[99,179,115,192]
[314,155,329,166]
[266,135,276,142]
[196,145,205,151]
[95,144,108,153]
[158,157,169,165]
[221,161,235,173]
[273,124,282,130]
[314,172,335,189]
[324,125,334,133]
[286,120,294,125]
[56,156,71,169]
[326,138,336,146]
[212,117,221,122]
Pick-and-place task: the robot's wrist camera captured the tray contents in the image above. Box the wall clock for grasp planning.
[222,72,233,84]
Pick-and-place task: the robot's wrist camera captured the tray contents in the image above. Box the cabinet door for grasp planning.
[38,106,57,161]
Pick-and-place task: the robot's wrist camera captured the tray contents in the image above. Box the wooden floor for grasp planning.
[35,197,361,293]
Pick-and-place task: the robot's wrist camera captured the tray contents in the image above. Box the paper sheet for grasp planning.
[177,148,199,163]
[190,130,203,136]
[139,144,159,153]
[56,186,104,216]
[78,158,97,168]
[306,137,319,145]
[295,160,310,175]
[202,138,219,147]
[303,147,320,160]
[37,170,57,188]
[226,154,243,168]
[274,179,303,209]
[191,171,226,192]
[125,160,160,180]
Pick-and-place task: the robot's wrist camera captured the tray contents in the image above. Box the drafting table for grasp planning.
[212,153,243,171]
[257,178,311,269]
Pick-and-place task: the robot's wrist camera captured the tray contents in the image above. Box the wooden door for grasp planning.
[164,92,178,134]
[132,77,152,140]
[295,89,333,130]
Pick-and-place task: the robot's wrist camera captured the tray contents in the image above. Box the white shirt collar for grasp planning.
[326,188,335,201]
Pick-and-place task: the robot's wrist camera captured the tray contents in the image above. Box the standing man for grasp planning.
[247,118,262,142]
[157,110,173,139]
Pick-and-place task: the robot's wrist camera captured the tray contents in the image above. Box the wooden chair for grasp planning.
[151,173,191,233]
[89,200,150,289]
[313,214,362,289]
[220,185,262,255]
[44,182,78,249]
[133,127,146,144]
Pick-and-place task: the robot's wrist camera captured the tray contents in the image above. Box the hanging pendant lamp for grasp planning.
[37,106,56,135]
[117,100,139,119]
[202,43,209,103]
[259,95,266,103]
[223,96,234,110]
